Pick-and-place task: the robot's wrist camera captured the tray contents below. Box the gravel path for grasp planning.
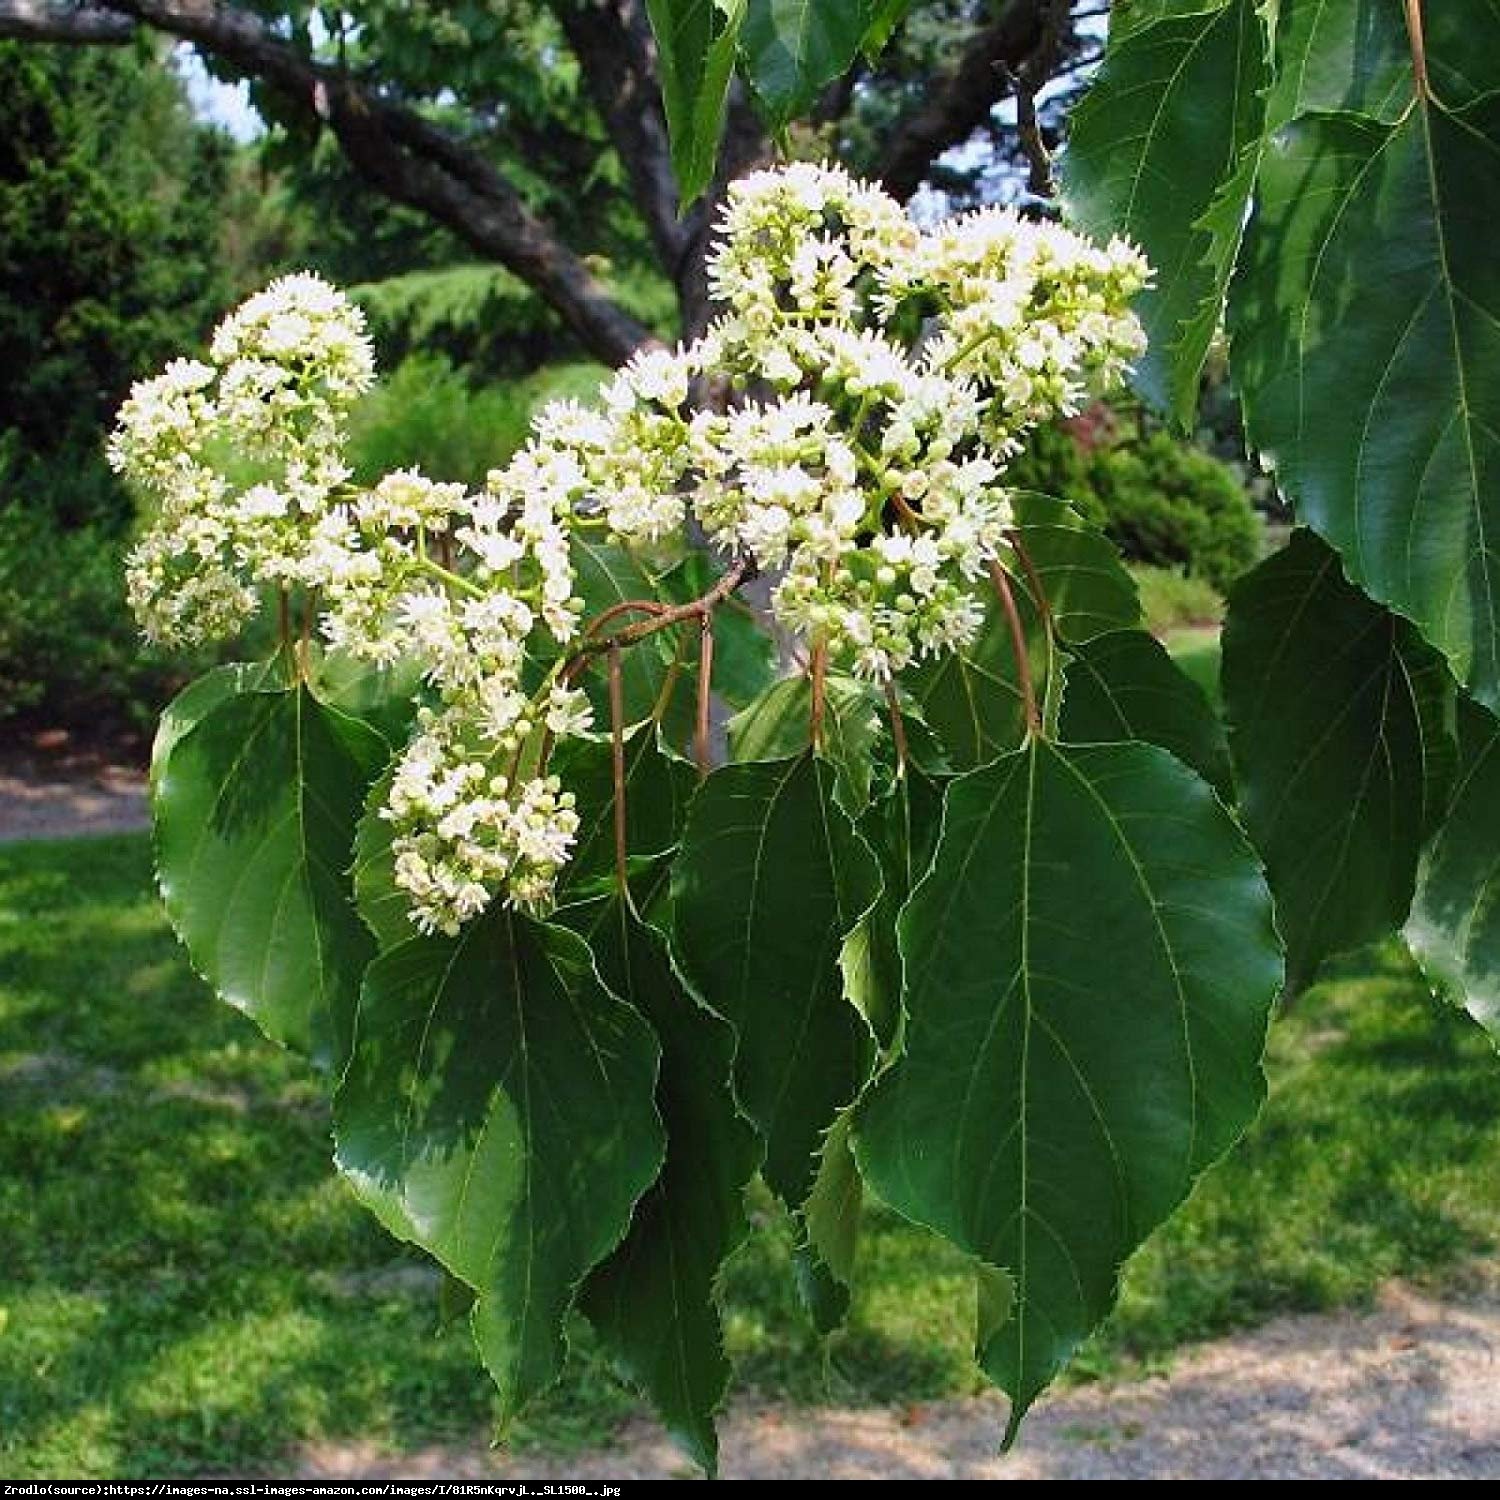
[299,1281,1500,1481]
[0,762,148,842]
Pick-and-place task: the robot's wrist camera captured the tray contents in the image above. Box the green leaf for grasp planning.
[1265,0,1495,130]
[334,910,665,1417]
[1061,629,1233,796]
[728,672,882,814]
[660,550,778,711]
[647,0,748,207]
[552,727,697,899]
[796,1110,862,1331]
[1223,530,1457,990]
[1407,695,1500,1045]
[310,647,425,749]
[1229,89,1500,709]
[153,681,388,1071]
[1011,492,1142,645]
[350,764,409,953]
[573,898,760,1476]
[739,0,881,131]
[839,768,944,1051]
[1063,0,1270,422]
[855,738,1280,1437]
[909,494,1138,771]
[150,659,286,783]
[670,754,880,1204]
[570,535,676,724]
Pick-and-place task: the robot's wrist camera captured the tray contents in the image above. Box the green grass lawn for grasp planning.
[3,834,1499,1477]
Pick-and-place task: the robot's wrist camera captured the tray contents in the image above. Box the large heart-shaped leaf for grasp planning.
[1230,87,1500,709]
[572,898,761,1475]
[153,680,389,1071]
[334,910,664,1416]
[1222,531,1456,990]
[1407,695,1500,1046]
[855,738,1280,1438]
[1061,628,1233,796]
[1063,0,1270,422]
[670,754,880,1204]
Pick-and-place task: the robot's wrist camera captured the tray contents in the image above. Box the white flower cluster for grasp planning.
[114,166,1148,933]
[508,161,1149,679]
[109,273,375,645]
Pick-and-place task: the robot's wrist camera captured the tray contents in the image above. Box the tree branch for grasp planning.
[551,0,689,279]
[0,1,134,42]
[875,0,1053,202]
[16,0,655,365]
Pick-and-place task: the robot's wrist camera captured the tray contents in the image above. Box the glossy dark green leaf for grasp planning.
[855,739,1280,1438]
[154,682,387,1071]
[1230,89,1500,710]
[909,494,1138,770]
[150,658,286,783]
[1061,628,1233,796]
[647,0,748,206]
[335,910,665,1417]
[574,898,760,1476]
[1064,0,1270,422]
[670,754,880,1204]
[728,672,882,814]
[739,0,882,131]
[1407,696,1500,1045]
[1223,531,1457,990]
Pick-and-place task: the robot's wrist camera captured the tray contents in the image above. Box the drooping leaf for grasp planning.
[728,671,882,813]
[1061,628,1233,796]
[670,754,880,1204]
[1063,0,1270,422]
[153,681,388,1071]
[574,898,760,1476]
[1407,695,1500,1045]
[1222,530,1457,990]
[794,1111,863,1332]
[855,738,1280,1438]
[739,0,881,131]
[909,494,1138,771]
[334,910,665,1417]
[1230,88,1500,709]
[647,0,749,207]
[839,767,944,1051]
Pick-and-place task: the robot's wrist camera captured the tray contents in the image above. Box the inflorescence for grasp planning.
[111,164,1148,934]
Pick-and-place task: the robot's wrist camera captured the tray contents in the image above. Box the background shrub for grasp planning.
[1011,412,1263,594]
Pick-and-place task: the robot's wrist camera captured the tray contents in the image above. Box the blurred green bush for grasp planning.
[1011,414,1262,594]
